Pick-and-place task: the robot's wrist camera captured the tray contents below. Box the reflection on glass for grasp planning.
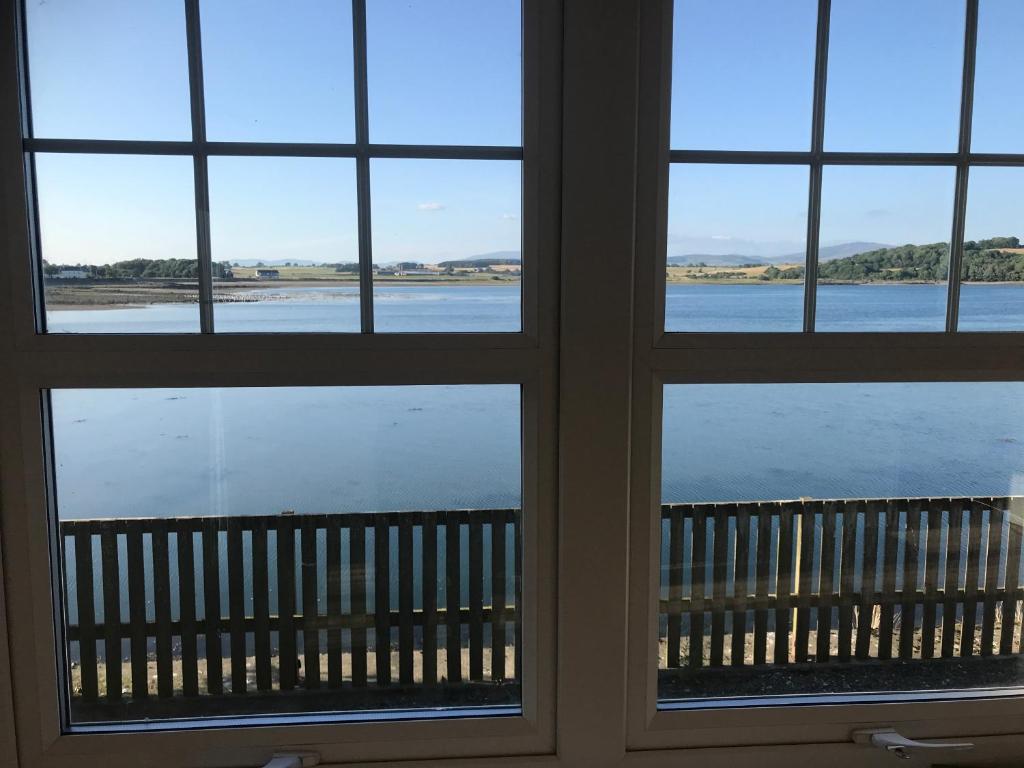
[52,385,523,723]
[825,0,964,151]
[208,157,359,332]
[201,0,355,143]
[25,0,191,140]
[670,0,816,151]
[816,165,955,332]
[958,167,1024,330]
[367,0,521,145]
[971,0,1024,153]
[35,154,199,333]
[665,164,807,332]
[371,159,521,332]
[659,382,1024,704]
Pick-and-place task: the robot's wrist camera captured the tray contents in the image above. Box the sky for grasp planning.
[23,0,1022,265]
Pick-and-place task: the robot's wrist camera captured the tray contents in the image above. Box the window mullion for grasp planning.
[184,0,214,334]
[802,0,831,333]
[946,0,980,333]
[352,0,374,334]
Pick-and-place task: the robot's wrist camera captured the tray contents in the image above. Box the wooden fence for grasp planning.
[61,509,521,720]
[660,497,1024,670]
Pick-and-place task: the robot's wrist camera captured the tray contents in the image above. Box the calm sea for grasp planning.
[49,282,1024,520]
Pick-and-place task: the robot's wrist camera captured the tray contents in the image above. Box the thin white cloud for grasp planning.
[711,235,733,240]
[417,202,446,212]
[501,212,519,220]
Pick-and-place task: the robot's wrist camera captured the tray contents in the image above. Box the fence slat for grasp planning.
[752,506,771,665]
[795,503,815,663]
[710,506,730,667]
[731,505,751,667]
[469,517,484,681]
[423,515,438,686]
[446,514,462,683]
[326,517,342,688]
[878,501,899,660]
[301,517,320,690]
[1001,505,1023,655]
[227,518,246,695]
[491,511,507,682]
[817,502,837,663]
[127,522,148,699]
[921,506,942,659]
[374,517,391,686]
[276,517,297,691]
[350,518,368,687]
[775,504,794,664]
[962,502,984,657]
[100,527,122,700]
[667,508,684,668]
[176,521,198,697]
[942,501,964,658]
[690,507,707,668]
[855,502,881,660]
[899,501,921,660]
[981,505,1004,656]
[152,520,173,698]
[73,530,98,702]
[398,516,415,685]
[837,501,857,662]
[251,519,271,691]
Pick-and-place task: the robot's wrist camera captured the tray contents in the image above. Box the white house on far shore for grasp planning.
[53,269,89,279]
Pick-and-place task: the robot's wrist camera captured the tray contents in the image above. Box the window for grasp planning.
[3,0,556,765]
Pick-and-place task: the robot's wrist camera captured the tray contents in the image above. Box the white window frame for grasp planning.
[0,0,561,765]
[626,0,1024,755]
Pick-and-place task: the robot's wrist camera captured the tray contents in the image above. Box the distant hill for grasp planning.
[438,251,521,268]
[669,242,889,267]
[230,258,321,267]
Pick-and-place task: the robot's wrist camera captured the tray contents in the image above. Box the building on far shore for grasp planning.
[254,269,280,280]
[53,269,89,279]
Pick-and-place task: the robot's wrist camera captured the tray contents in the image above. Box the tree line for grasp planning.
[44,259,233,279]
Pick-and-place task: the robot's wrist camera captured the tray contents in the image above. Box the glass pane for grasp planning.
[670,0,817,151]
[36,154,199,333]
[371,159,521,332]
[815,165,955,332]
[971,0,1024,153]
[51,385,523,725]
[824,0,964,152]
[659,382,1024,705]
[25,0,191,140]
[367,0,521,145]
[665,164,808,332]
[958,167,1024,330]
[201,0,355,143]
[208,157,359,332]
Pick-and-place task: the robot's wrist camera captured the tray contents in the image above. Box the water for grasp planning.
[47,282,1024,520]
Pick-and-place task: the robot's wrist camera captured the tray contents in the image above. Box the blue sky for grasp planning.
[24,1,1022,265]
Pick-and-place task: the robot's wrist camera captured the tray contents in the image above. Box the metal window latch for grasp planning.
[852,728,974,760]
[260,752,320,768]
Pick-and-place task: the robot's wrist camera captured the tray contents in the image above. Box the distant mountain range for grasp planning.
[668,242,889,267]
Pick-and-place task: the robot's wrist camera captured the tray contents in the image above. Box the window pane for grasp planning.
[372,159,521,332]
[665,164,807,332]
[958,167,1024,330]
[367,0,521,145]
[824,0,964,152]
[659,382,1024,705]
[971,0,1024,153]
[36,154,199,334]
[25,0,191,140]
[670,0,817,151]
[815,165,955,332]
[208,157,359,333]
[51,385,523,725]
[201,0,355,143]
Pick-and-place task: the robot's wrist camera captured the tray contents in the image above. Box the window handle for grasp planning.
[261,752,320,768]
[852,728,974,760]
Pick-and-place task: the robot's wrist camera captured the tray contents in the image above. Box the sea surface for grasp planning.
[48,282,1024,520]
